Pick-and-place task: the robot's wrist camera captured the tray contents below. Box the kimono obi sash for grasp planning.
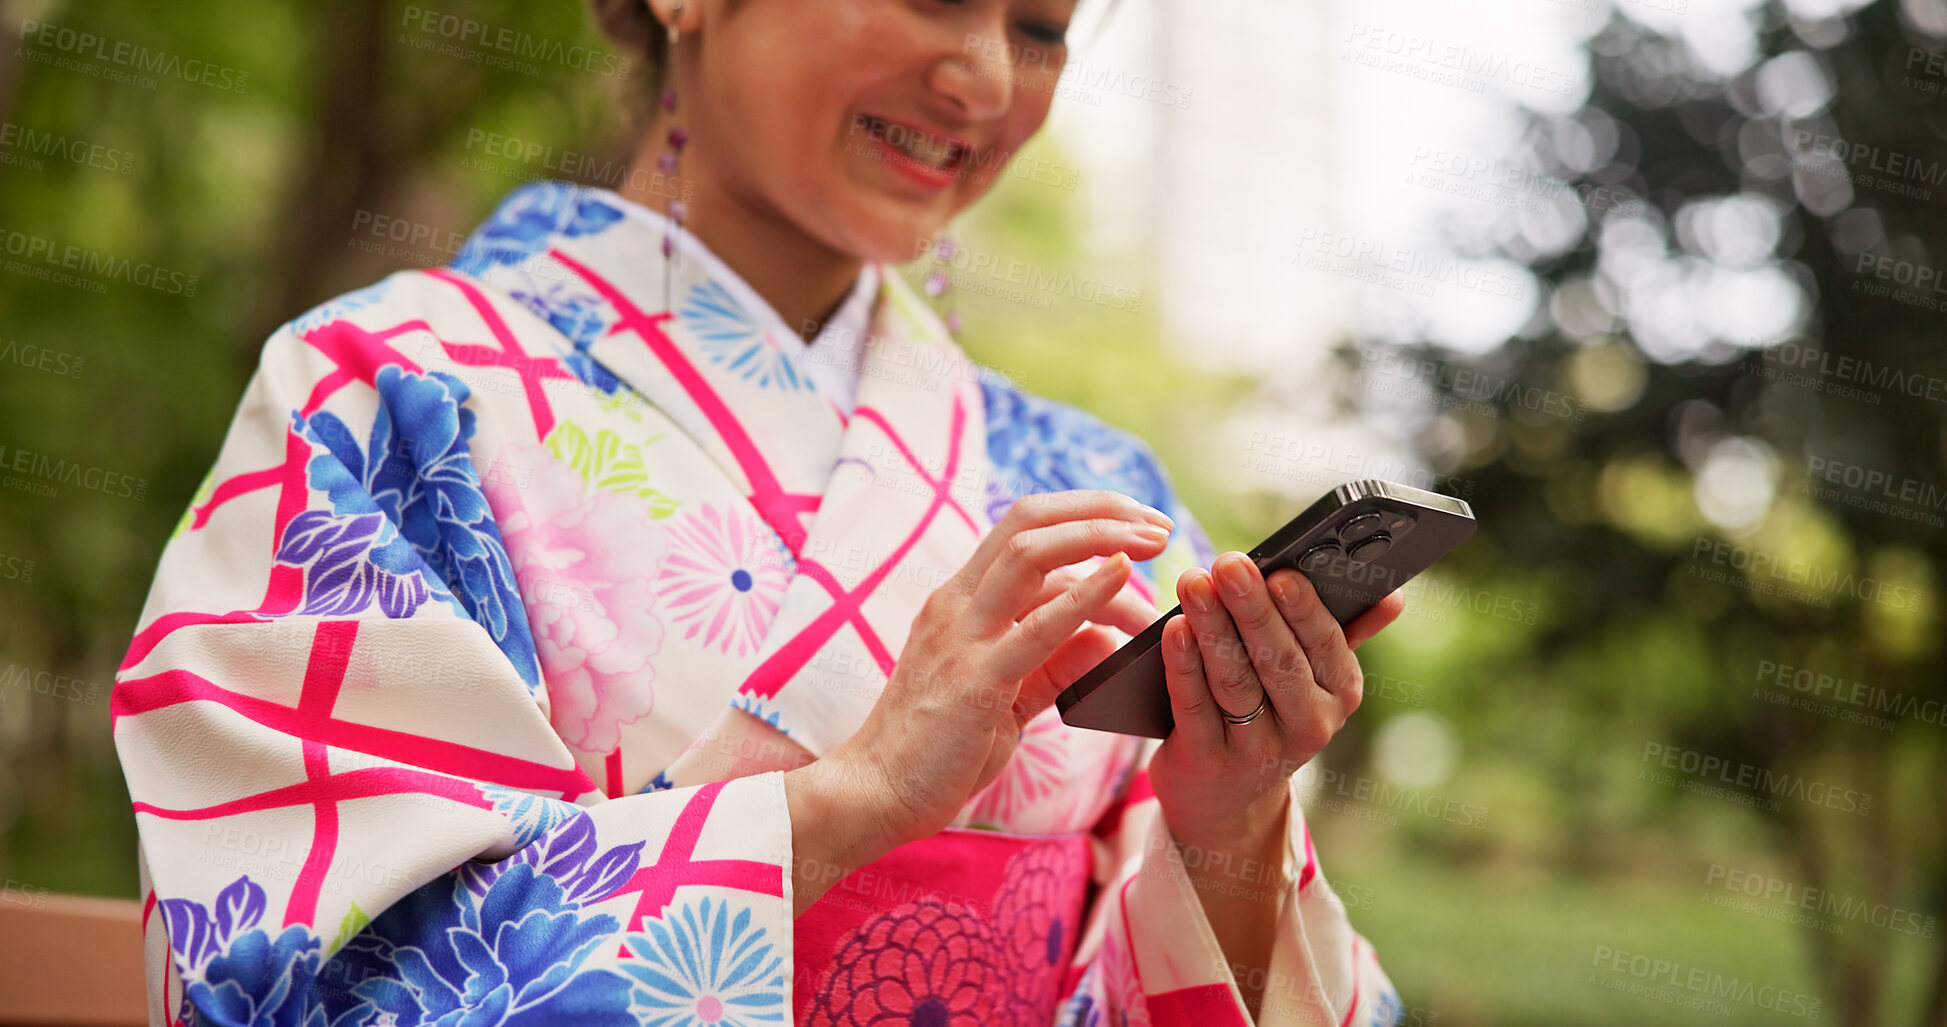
[794,828,1095,1026]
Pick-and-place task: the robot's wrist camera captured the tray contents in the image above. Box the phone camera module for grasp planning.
[1347,533,1393,564]
[1337,512,1385,544]
[1297,543,1342,574]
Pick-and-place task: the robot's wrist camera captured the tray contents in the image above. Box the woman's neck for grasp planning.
[617,118,864,343]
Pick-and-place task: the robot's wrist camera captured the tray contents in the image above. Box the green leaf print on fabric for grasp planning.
[545,420,680,518]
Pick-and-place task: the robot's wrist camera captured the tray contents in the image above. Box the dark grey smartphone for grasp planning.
[1056,479,1477,738]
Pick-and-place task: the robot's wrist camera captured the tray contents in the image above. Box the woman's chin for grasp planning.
[830,210,955,266]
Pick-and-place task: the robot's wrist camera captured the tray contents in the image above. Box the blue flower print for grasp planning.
[299,365,540,692]
[679,279,813,391]
[479,785,590,849]
[159,875,326,1027]
[620,896,787,1027]
[450,181,623,280]
[275,508,437,619]
[318,815,647,1026]
[501,278,623,395]
[324,866,636,1027]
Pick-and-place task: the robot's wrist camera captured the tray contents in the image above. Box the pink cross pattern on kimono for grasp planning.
[111,179,1403,1027]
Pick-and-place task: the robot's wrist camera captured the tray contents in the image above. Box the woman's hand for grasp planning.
[1148,552,1405,852]
[822,489,1174,852]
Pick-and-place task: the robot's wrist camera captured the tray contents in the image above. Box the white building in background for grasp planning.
[1054,0,1352,378]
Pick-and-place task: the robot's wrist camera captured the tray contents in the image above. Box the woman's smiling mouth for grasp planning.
[853,113,974,187]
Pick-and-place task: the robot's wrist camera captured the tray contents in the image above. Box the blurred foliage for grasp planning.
[1331,2,1947,1025]
[0,0,1942,1025]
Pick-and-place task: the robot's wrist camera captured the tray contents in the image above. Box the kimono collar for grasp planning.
[449,179,997,756]
[591,188,881,415]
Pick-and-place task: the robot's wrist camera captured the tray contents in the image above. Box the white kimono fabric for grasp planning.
[111,180,1401,1027]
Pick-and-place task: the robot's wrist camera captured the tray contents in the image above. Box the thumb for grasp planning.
[1014,624,1123,727]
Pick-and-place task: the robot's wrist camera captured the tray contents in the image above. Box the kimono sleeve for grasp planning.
[1058,468,1402,1027]
[112,304,799,1026]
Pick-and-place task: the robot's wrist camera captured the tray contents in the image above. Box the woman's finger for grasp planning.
[971,518,1170,631]
[1160,615,1225,751]
[953,490,1171,598]
[1343,590,1406,650]
[1177,566,1265,725]
[1207,552,1314,727]
[1267,569,1363,706]
[991,551,1132,684]
[1020,560,1163,636]
[1015,622,1123,725]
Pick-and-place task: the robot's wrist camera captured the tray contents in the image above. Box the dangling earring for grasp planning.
[925,234,962,336]
[657,0,690,311]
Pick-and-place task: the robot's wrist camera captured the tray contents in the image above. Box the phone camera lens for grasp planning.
[1298,543,1341,574]
[1338,512,1384,543]
[1347,532,1392,563]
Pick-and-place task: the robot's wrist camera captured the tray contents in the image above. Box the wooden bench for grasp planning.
[0,894,148,1026]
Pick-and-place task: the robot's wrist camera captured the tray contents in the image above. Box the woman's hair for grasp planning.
[587,0,672,98]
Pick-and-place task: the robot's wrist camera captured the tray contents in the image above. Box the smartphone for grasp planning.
[1056,479,1477,738]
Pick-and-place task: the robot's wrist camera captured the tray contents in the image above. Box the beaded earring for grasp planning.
[924,235,962,336]
[658,0,689,310]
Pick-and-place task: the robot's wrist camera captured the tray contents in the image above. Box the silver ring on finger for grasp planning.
[1216,693,1268,726]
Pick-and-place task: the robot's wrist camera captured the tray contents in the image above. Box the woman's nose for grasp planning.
[926,21,1016,121]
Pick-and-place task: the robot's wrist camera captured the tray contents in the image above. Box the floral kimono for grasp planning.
[112,180,1401,1027]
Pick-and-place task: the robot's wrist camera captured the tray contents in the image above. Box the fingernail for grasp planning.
[1182,573,1213,612]
[1133,523,1169,543]
[1270,574,1296,604]
[1218,557,1252,598]
[1143,505,1175,530]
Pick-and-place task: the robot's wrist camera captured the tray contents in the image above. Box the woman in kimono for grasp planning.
[111,0,1409,1024]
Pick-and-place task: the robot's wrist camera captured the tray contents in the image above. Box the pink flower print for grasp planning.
[483,442,668,754]
[808,899,1008,1027]
[994,843,1090,1021]
[655,501,793,657]
[966,707,1070,829]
